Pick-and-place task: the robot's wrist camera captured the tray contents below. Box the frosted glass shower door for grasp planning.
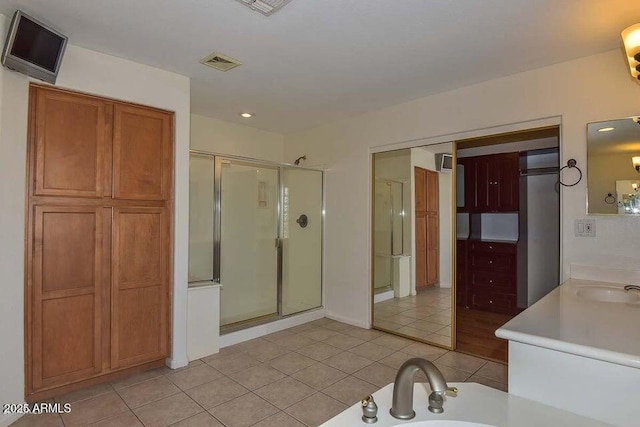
[282,168,323,316]
[219,159,279,326]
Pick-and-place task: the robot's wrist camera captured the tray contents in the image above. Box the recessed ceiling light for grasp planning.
[240,112,254,118]
[597,127,615,132]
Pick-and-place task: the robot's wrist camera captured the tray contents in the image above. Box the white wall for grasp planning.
[283,49,640,328]
[191,113,284,162]
[0,14,191,425]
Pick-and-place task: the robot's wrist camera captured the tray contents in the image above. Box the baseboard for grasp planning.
[219,308,326,348]
[0,410,24,427]
[374,290,394,303]
[325,311,369,329]
[165,356,189,370]
[437,282,452,289]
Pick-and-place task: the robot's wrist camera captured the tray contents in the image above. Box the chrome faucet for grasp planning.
[389,357,458,419]
[624,285,640,292]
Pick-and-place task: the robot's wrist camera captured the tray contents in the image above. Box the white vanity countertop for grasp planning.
[320,382,606,427]
[496,279,640,369]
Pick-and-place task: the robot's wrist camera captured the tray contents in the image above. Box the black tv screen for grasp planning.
[1,10,67,84]
[11,15,64,73]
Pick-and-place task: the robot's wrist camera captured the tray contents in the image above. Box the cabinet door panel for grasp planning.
[415,212,427,288]
[113,105,172,200]
[426,214,439,285]
[473,157,492,212]
[496,153,520,212]
[34,89,108,197]
[32,206,103,389]
[112,207,168,369]
[426,170,439,214]
[414,167,426,212]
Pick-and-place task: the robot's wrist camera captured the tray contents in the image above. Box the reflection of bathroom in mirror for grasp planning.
[372,142,454,349]
[587,117,640,215]
[455,127,561,363]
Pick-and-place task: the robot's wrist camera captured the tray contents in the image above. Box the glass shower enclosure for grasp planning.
[189,152,323,332]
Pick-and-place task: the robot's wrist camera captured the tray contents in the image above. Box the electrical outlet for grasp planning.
[575,219,596,237]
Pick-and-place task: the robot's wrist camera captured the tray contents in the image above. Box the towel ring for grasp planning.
[559,159,582,187]
[604,193,616,204]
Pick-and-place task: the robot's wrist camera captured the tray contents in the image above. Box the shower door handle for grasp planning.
[275,238,281,248]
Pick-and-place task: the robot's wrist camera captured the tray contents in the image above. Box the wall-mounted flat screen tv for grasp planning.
[1,10,67,84]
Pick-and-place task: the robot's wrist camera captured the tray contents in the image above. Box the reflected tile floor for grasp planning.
[374,287,452,345]
[12,318,506,427]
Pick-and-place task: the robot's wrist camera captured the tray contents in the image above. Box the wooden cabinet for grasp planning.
[415,167,439,289]
[466,241,517,315]
[458,153,519,213]
[456,240,468,308]
[25,85,173,399]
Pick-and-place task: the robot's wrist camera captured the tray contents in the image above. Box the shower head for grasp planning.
[294,155,307,165]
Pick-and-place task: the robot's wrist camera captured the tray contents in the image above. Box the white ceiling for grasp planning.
[0,1,639,133]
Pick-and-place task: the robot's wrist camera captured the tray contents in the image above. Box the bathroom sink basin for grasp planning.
[575,286,640,303]
[398,422,496,427]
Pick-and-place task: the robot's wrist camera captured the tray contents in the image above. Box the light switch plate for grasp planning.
[575,219,596,237]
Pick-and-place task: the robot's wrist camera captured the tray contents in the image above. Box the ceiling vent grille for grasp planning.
[236,0,293,16]
[200,53,242,71]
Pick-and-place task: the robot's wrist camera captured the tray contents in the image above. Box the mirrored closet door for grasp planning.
[372,143,455,349]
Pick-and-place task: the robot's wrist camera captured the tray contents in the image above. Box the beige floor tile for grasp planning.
[377,314,417,326]
[402,342,448,360]
[204,352,260,375]
[425,334,453,347]
[165,364,223,391]
[434,326,452,337]
[323,351,374,374]
[54,381,114,404]
[201,346,243,364]
[261,329,294,342]
[407,320,445,333]
[244,340,290,362]
[251,411,305,427]
[378,351,414,370]
[254,377,315,410]
[169,360,204,373]
[341,327,384,341]
[435,351,486,373]
[301,327,339,341]
[134,393,202,427]
[284,393,347,427]
[117,376,180,409]
[185,376,249,410]
[268,352,316,375]
[87,410,142,426]
[229,364,286,390]
[291,363,347,390]
[269,333,317,350]
[430,363,472,382]
[467,374,508,392]
[169,412,224,426]
[285,323,316,334]
[372,320,403,331]
[10,412,64,427]
[321,333,365,350]
[62,392,129,426]
[111,368,169,391]
[424,314,453,326]
[475,361,508,383]
[309,318,334,327]
[296,342,343,361]
[353,362,399,388]
[209,393,278,427]
[322,376,379,406]
[349,342,395,361]
[321,321,352,332]
[370,334,414,350]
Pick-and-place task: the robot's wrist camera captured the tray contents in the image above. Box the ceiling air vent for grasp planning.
[200,53,242,72]
[236,0,294,16]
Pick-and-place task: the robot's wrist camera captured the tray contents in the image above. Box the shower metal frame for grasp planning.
[188,149,325,333]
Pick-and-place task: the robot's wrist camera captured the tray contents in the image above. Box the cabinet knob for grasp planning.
[489,280,494,284]
[489,245,493,249]
[489,260,493,264]
[489,300,494,304]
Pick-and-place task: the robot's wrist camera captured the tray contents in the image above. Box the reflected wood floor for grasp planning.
[456,308,512,363]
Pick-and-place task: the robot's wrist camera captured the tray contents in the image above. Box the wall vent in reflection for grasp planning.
[258,181,267,208]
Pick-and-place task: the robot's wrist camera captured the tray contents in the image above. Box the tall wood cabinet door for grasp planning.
[415,212,427,289]
[426,213,439,285]
[473,156,492,212]
[111,207,169,369]
[113,105,172,201]
[414,168,426,212]
[496,153,519,212]
[33,89,110,197]
[32,206,103,390]
[426,170,439,214]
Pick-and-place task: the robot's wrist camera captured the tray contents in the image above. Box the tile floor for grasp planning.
[373,287,452,346]
[13,318,506,427]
